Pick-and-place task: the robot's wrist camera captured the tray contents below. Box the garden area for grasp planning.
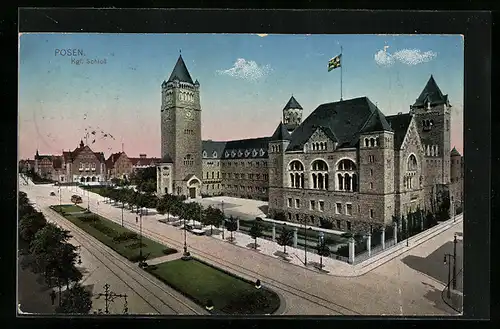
[145,258,281,315]
[50,204,176,262]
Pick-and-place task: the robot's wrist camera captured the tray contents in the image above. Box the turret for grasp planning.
[283,95,303,133]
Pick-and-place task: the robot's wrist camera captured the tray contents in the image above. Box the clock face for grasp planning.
[185,110,193,119]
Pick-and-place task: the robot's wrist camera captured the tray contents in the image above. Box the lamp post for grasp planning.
[443,253,454,298]
[139,211,143,259]
[183,211,188,256]
[452,234,457,289]
[87,187,90,211]
[94,283,128,314]
[58,186,62,211]
[406,211,409,247]
[221,200,225,240]
[451,196,455,222]
[121,201,124,227]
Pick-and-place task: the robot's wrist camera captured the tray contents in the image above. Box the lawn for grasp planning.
[50,205,176,262]
[146,258,281,315]
[52,204,86,213]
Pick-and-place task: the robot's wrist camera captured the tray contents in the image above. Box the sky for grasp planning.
[18,33,464,160]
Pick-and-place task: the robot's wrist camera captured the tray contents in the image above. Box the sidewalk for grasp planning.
[146,253,183,266]
[80,186,463,277]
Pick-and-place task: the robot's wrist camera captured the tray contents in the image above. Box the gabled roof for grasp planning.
[270,122,291,141]
[450,147,461,157]
[286,97,380,151]
[283,95,303,110]
[412,75,449,108]
[105,152,124,169]
[359,107,393,134]
[386,113,413,149]
[167,55,194,84]
[94,152,106,163]
[202,140,227,159]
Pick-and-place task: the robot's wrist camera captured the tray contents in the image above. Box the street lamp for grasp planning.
[121,201,124,227]
[443,234,458,298]
[139,211,143,259]
[303,217,312,266]
[221,200,225,240]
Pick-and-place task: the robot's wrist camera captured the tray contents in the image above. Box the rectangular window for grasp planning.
[295,214,300,221]
[295,199,300,208]
[370,209,374,218]
[336,219,341,228]
[370,182,373,189]
[287,198,292,207]
[336,202,342,214]
[346,221,352,231]
[370,169,373,176]
[369,155,375,163]
[319,201,325,212]
[310,200,316,210]
[288,213,292,220]
[346,204,353,216]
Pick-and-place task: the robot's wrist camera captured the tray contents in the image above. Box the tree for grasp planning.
[277,226,293,254]
[316,239,331,269]
[249,220,263,249]
[203,206,224,235]
[56,282,92,314]
[274,211,286,222]
[226,216,238,241]
[19,211,47,243]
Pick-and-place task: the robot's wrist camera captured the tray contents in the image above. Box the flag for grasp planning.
[328,54,341,72]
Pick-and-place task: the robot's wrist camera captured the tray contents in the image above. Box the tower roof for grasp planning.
[359,107,393,134]
[283,95,303,110]
[450,147,461,157]
[270,122,292,141]
[412,75,449,107]
[167,55,194,84]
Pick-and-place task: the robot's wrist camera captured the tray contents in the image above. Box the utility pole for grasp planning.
[452,234,457,289]
[139,211,143,259]
[121,202,124,227]
[94,283,128,314]
[303,217,308,266]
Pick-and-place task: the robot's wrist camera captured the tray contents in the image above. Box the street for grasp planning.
[19,182,462,315]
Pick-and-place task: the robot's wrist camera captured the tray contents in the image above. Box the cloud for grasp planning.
[217,58,272,81]
[375,47,437,67]
[256,34,268,38]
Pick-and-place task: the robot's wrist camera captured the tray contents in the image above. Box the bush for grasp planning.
[79,215,98,223]
[129,254,147,262]
[162,248,177,255]
[112,232,138,243]
[125,241,147,250]
[319,218,333,229]
[90,222,118,237]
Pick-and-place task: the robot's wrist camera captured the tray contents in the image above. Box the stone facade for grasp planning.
[156,55,461,233]
[61,140,106,183]
[106,152,133,180]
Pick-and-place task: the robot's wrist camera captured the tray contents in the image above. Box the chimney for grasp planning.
[139,154,146,159]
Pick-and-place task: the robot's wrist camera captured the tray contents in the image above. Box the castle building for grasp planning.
[157,56,462,233]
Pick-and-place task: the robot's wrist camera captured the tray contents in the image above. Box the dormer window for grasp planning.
[224,151,229,158]
[244,150,250,157]
[237,150,243,157]
[231,150,236,158]
[202,151,207,158]
[252,149,258,157]
[212,151,217,158]
[259,149,265,156]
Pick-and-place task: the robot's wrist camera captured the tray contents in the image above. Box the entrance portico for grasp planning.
[184,174,202,200]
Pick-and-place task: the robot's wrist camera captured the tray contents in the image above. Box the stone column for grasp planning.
[393,224,398,244]
[293,228,298,248]
[236,219,240,232]
[272,224,276,242]
[366,233,372,257]
[381,226,386,249]
[348,238,355,264]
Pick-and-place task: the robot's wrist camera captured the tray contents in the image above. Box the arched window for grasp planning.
[376,137,380,146]
[288,160,304,188]
[406,154,418,190]
[337,159,358,192]
[311,160,329,190]
[364,138,369,147]
[370,138,375,147]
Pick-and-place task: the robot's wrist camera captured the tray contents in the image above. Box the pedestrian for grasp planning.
[136,216,138,224]
[50,290,56,305]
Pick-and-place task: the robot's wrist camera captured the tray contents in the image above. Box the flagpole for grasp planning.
[340,46,343,101]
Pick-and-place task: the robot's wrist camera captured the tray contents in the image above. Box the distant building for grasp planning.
[129,154,161,171]
[61,140,106,183]
[106,152,133,180]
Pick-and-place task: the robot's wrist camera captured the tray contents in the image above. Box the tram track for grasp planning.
[93,200,361,315]
[42,207,203,315]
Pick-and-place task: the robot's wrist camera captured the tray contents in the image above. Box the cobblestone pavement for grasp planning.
[21,183,461,316]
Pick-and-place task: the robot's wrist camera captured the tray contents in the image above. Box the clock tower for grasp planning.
[157,54,203,199]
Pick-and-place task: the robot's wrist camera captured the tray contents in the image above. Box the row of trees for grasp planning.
[19,192,92,314]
